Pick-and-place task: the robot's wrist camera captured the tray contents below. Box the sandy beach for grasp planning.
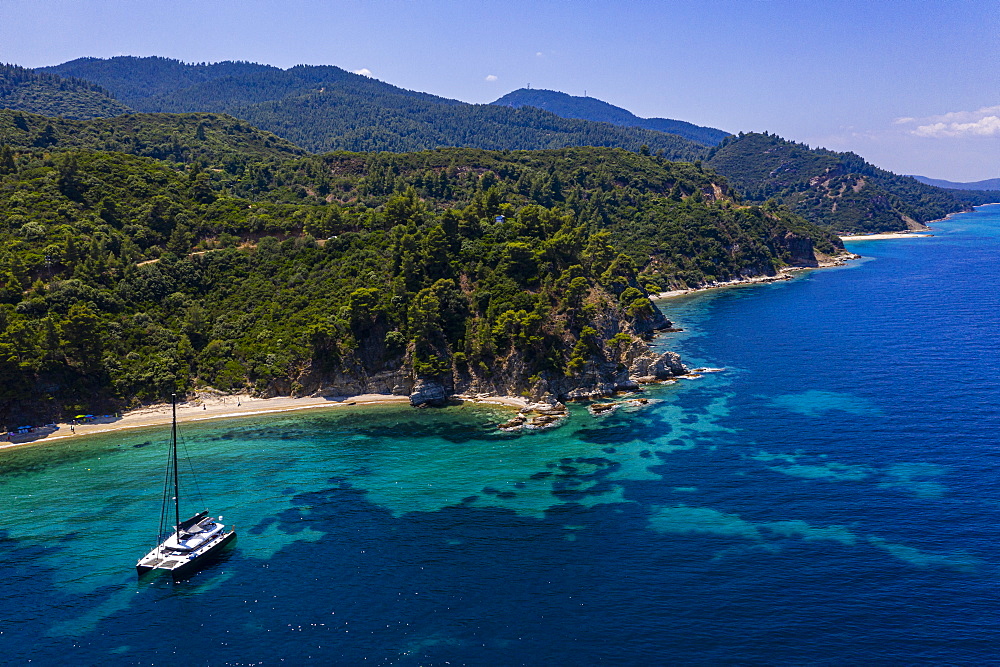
[840,232,933,241]
[12,224,937,452]
[1,392,530,452]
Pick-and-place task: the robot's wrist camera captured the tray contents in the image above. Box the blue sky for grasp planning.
[2,0,997,180]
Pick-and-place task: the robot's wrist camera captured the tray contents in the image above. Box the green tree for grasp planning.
[0,145,15,175]
[59,303,103,371]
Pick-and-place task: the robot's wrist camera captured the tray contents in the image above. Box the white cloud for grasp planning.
[914,116,1000,138]
[485,74,498,82]
[353,68,372,77]
[536,51,544,57]
[902,105,1000,138]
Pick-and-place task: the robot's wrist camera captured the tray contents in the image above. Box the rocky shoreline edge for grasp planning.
[0,376,709,451]
[8,246,857,449]
[652,250,860,300]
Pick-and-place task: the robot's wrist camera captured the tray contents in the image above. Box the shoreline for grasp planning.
[15,210,984,453]
[653,251,858,301]
[1,392,530,452]
[651,215,970,301]
[840,231,933,241]
[836,205,993,242]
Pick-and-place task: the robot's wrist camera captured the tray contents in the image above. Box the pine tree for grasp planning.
[0,145,15,175]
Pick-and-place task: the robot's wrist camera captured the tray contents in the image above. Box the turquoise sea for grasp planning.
[3,205,1000,664]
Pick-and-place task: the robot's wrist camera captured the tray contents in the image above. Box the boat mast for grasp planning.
[172,394,180,538]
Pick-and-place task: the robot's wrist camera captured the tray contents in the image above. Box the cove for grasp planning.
[2,206,999,664]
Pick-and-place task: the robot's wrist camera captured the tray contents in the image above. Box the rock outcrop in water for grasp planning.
[408,378,450,407]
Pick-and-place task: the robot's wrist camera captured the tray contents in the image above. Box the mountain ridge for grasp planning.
[0,108,306,164]
[492,88,729,146]
[706,132,990,233]
[0,62,132,119]
[39,56,706,158]
[16,56,993,234]
[910,175,1000,191]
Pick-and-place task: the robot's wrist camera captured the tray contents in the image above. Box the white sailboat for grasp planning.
[136,395,236,578]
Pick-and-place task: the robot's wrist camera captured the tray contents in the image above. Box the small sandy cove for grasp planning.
[840,232,932,241]
[1,392,529,451]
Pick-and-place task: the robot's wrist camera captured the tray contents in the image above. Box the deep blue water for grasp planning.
[3,206,1000,664]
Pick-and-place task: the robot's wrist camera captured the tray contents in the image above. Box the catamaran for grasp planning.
[136,395,236,578]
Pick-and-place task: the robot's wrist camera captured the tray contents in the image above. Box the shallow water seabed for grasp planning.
[3,206,1000,663]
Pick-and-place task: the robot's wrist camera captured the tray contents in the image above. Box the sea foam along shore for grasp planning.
[0,392,531,451]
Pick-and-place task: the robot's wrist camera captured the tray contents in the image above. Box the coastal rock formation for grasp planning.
[471,328,688,404]
[298,368,413,399]
[406,293,692,406]
[409,378,450,407]
[627,349,687,381]
[783,232,820,267]
[259,290,689,411]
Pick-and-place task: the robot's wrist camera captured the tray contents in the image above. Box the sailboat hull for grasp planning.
[137,529,237,579]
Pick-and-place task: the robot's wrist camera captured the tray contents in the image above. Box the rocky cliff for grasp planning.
[295,291,687,408]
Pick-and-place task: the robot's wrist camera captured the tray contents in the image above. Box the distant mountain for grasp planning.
[30,57,987,234]
[0,63,132,119]
[42,57,454,112]
[40,57,707,159]
[0,109,306,165]
[491,88,730,146]
[706,132,985,234]
[40,57,280,107]
[910,175,1000,191]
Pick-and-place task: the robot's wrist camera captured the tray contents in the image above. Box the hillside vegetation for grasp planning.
[0,109,306,166]
[707,132,978,233]
[1,63,132,120]
[0,135,838,424]
[946,189,1000,206]
[42,57,708,158]
[493,88,730,146]
[37,57,982,234]
[239,147,843,287]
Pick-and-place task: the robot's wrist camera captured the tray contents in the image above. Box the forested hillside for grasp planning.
[235,147,842,285]
[0,64,132,120]
[945,189,1000,206]
[36,56,984,234]
[40,57,282,105]
[493,88,730,146]
[0,109,306,165]
[41,57,708,157]
[0,137,838,424]
[707,132,981,233]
